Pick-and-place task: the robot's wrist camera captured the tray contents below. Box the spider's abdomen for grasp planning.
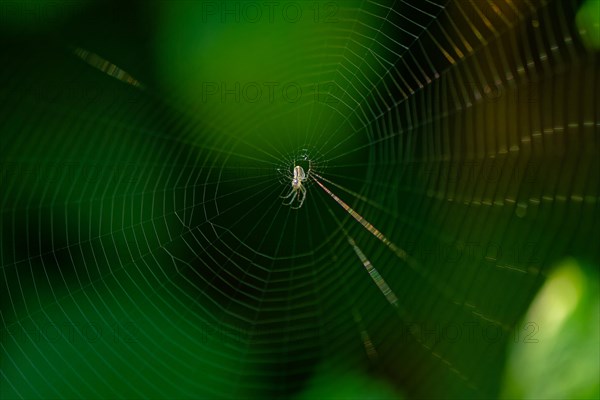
[293,166,305,180]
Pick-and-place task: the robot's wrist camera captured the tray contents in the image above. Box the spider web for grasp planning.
[1,0,599,399]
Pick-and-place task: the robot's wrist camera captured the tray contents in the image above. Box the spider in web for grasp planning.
[281,161,311,209]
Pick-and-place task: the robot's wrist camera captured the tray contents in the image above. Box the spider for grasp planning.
[281,162,310,209]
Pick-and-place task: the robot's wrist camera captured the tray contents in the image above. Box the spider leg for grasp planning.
[283,190,297,206]
[280,167,296,198]
[290,186,306,209]
[280,187,295,199]
[299,186,307,207]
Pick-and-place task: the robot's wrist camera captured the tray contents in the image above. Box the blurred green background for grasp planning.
[1,1,598,399]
